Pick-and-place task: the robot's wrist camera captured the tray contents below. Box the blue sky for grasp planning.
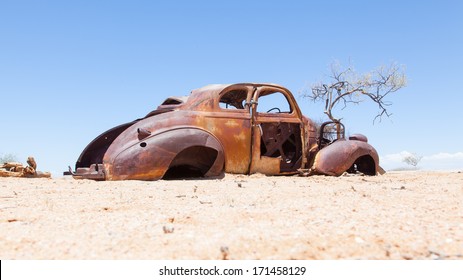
[1,0,462,175]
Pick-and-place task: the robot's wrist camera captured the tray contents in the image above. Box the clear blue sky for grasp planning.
[1,0,462,175]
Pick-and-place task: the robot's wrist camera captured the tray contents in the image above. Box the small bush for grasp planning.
[402,153,423,168]
[0,153,18,164]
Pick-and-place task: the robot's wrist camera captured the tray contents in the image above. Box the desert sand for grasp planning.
[0,171,462,260]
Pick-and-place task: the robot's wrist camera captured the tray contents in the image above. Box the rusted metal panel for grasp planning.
[310,139,379,176]
[105,128,224,180]
[249,125,281,175]
[203,113,252,174]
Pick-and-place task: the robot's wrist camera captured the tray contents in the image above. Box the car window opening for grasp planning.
[256,91,292,114]
[219,89,248,110]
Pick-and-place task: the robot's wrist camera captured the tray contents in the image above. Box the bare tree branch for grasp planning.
[301,61,407,123]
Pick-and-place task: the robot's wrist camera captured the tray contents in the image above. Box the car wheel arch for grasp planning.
[105,127,225,180]
[311,140,379,176]
[161,128,225,179]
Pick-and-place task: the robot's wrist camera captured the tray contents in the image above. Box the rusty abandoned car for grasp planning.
[68,83,381,181]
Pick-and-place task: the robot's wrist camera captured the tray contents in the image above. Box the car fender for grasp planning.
[311,139,379,176]
[105,127,225,180]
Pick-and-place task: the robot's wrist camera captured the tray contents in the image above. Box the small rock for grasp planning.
[220,246,230,260]
[402,254,413,260]
[163,226,174,234]
[199,201,212,204]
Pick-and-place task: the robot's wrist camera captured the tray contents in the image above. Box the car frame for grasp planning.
[68,83,380,180]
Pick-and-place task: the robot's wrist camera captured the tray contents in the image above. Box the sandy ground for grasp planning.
[0,171,462,260]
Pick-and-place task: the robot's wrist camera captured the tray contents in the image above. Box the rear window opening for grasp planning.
[219,89,248,110]
[161,97,185,106]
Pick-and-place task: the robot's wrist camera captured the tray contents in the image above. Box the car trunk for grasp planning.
[70,107,176,180]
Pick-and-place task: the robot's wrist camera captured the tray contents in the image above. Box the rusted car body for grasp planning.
[69,83,380,180]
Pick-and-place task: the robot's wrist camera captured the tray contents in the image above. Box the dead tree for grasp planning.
[302,61,407,123]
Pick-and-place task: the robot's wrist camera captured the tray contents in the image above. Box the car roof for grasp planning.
[157,83,291,112]
[191,83,288,96]
[184,83,289,110]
